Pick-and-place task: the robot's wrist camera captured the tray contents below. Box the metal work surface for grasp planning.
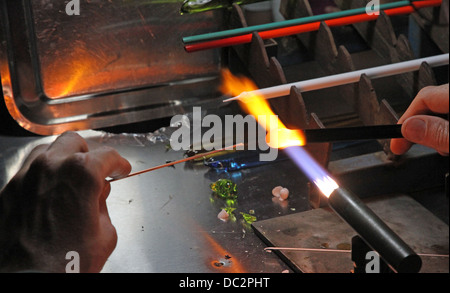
[253,194,449,273]
[102,139,305,273]
[0,130,313,273]
[1,129,448,273]
[0,0,223,135]
[1,0,448,274]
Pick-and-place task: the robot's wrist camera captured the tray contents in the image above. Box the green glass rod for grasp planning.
[182,0,410,44]
[180,0,266,15]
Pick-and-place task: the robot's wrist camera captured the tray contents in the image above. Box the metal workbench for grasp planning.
[0,128,308,273]
[0,0,448,273]
[0,124,448,273]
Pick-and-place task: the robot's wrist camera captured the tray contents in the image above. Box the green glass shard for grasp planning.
[210,179,238,199]
[180,0,266,14]
[222,206,237,222]
[240,212,257,224]
[225,198,237,207]
[223,206,236,214]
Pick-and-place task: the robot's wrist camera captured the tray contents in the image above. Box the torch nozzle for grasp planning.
[328,187,422,273]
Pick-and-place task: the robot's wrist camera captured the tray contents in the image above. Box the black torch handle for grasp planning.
[304,124,403,143]
[328,188,422,273]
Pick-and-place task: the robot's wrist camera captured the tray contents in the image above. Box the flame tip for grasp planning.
[220,69,307,149]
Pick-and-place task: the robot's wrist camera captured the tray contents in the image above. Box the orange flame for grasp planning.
[220,69,306,148]
[220,69,339,197]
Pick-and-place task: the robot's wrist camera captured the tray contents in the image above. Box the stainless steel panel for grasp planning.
[0,130,299,273]
[0,0,223,135]
[253,194,449,273]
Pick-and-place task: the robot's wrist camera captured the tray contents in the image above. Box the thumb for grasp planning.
[402,116,449,155]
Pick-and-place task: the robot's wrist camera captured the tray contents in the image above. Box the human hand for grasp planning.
[0,132,131,273]
[391,84,449,156]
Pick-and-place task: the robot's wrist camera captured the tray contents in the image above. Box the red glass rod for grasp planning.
[185,0,442,52]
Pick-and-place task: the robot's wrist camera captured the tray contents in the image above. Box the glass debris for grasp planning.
[240,212,257,224]
[210,179,238,199]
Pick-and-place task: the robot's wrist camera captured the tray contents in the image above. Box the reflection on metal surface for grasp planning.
[1,129,302,272]
[0,0,223,135]
[253,194,449,273]
[196,224,247,272]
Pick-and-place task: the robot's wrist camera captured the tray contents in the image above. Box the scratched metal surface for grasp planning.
[253,194,449,273]
[1,128,448,272]
[0,0,223,135]
[0,129,312,273]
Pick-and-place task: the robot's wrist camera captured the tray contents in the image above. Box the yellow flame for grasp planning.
[220,69,339,197]
[220,69,306,148]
